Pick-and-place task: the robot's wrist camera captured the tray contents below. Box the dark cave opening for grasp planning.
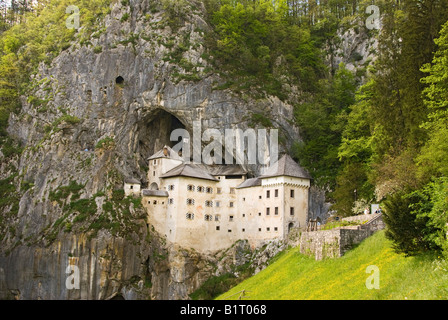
[137,109,187,168]
[115,76,124,85]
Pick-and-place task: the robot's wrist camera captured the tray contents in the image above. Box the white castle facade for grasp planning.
[125,146,312,253]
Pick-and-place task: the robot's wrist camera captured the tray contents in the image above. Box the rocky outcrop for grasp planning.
[0,0,307,300]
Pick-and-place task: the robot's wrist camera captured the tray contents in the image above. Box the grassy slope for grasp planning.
[216,231,448,300]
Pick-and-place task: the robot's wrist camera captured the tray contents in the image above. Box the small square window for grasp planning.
[267,227,270,232]
[258,228,261,232]
[274,227,278,231]
[216,226,220,231]
[242,228,245,232]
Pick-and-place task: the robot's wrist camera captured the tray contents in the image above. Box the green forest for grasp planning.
[1,0,448,260]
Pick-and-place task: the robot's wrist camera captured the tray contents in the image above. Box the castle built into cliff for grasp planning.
[124,146,312,252]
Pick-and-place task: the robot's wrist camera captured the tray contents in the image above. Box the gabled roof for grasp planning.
[260,154,312,180]
[160,163,219,182]
[236,177,261,189]
[148,146,184,161]
[142,189,169,197]
[207,164,247,176]
[124,177,141,184]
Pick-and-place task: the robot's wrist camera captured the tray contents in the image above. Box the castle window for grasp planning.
[275,189,278,197]
[230,188,235,194]
[217,188,222,194]
[242,228,245,232]
[266,190,270,198]
[153,200,157,205]
[168,185,175,191]
[130,185,133,189]
[197,186,204,192]
[243,197,245,201]
[215,201,221,207]
[153,159,157,165]
[259,195,262,199]
[290,207,295,215]
[266,207,270,215]
[274,227,278,232]
[186,213,194,220]
[187,184,195,191]
[229,201,234,208]
[242,214,245,218]
[153,171,156,176]
[228,229,232,233]
[215,215,220,221]
[216,226,220,231]
[206,187,213,194]
[229,215,234,221]
[290,189,295,198]
[186,198,195,205]
[204,214,213,221]
[168,198,174,204]
[258,228,262,232]
[267,227,270,232]
[205,200,213,207]
[258,212,261,216]
[275,207,279,215]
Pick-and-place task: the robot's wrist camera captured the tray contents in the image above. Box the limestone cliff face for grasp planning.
[0,0,303,300]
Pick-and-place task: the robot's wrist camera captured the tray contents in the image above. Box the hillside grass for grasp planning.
[216,231,448,300]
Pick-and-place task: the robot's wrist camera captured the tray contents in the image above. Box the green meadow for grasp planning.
[216,231,448,300]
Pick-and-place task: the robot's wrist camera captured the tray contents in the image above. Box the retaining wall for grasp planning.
[294,214,385,260]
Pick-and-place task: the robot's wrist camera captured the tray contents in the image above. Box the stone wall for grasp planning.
[294,214,385,260]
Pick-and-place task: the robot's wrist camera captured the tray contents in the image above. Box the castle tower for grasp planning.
[147,146,184,190]
[259,154,312,238]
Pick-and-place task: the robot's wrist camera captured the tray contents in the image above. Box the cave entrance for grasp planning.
[137,109,187,168]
